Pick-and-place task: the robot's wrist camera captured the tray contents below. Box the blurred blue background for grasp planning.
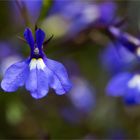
[0,0,140,139]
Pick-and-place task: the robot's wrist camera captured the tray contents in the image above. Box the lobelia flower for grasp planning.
[1,28,72,99]
[100,42,138,74]
[0,42,22,76]
[108,25,140,57]
[50,0,116,25]
[106,72,140,105]
[48,0,116,37]
[68,76,95,113]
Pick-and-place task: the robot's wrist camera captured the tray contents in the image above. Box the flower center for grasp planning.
[32,43,44,59]
[34,47,39,55]
[128,74,140,91]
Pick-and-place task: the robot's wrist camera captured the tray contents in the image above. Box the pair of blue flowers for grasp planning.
[1,28,72,99]
[106,25,140,104]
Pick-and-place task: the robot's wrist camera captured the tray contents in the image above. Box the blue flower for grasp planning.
[50,0,116,24]
[1,28,72,99]
[106,72,140,105]
[49,0,116,36]
[100,42,138,74]
[68,76,95,113]
[108,26,140,57]
[0,42,22,76]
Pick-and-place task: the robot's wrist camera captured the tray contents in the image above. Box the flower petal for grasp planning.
[44,58,72,95]
[124,85,140,104]
[25,68,49,99]
[1,60,29,92]
[99,2,116,24]
[123,92,138,105]
[35,28,45,49]
[106,72,132,96]
[24,28,34,49]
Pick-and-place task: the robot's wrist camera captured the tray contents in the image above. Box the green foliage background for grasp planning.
[0,0,140,139]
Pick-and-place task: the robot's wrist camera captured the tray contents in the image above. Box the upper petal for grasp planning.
[106,72,132,96]
[44,58,72,95]
[1,60,29,92]
[35,28,45,49]
[24,28,34,49]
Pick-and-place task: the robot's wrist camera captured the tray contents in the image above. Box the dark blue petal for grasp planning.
[119,33,139,53]
[24,28,34,50]
[35,28,45,49]
[123,93,138,105]
[25,69,49,99]
[108,26,140,54]
[1,60,29,92]
[125,86,140,104]
[106,72,132,96]
[44,58,72,95]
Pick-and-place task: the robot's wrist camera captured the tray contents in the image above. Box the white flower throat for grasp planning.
[128,74,140,91]
[29,58,46,70]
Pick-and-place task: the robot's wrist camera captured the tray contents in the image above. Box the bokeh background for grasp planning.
[0,0,140,139]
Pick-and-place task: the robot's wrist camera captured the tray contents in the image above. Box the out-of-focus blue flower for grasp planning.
[0,42,13,58]
[106,72,140,105]
[50,0,116,24]
[1,28,72,99]
[100,42,137,74]
[48,0,116,36]
[11,0,43,25]
[0,42,22,75]
[68,76,95,113]
[108,26,140,57]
